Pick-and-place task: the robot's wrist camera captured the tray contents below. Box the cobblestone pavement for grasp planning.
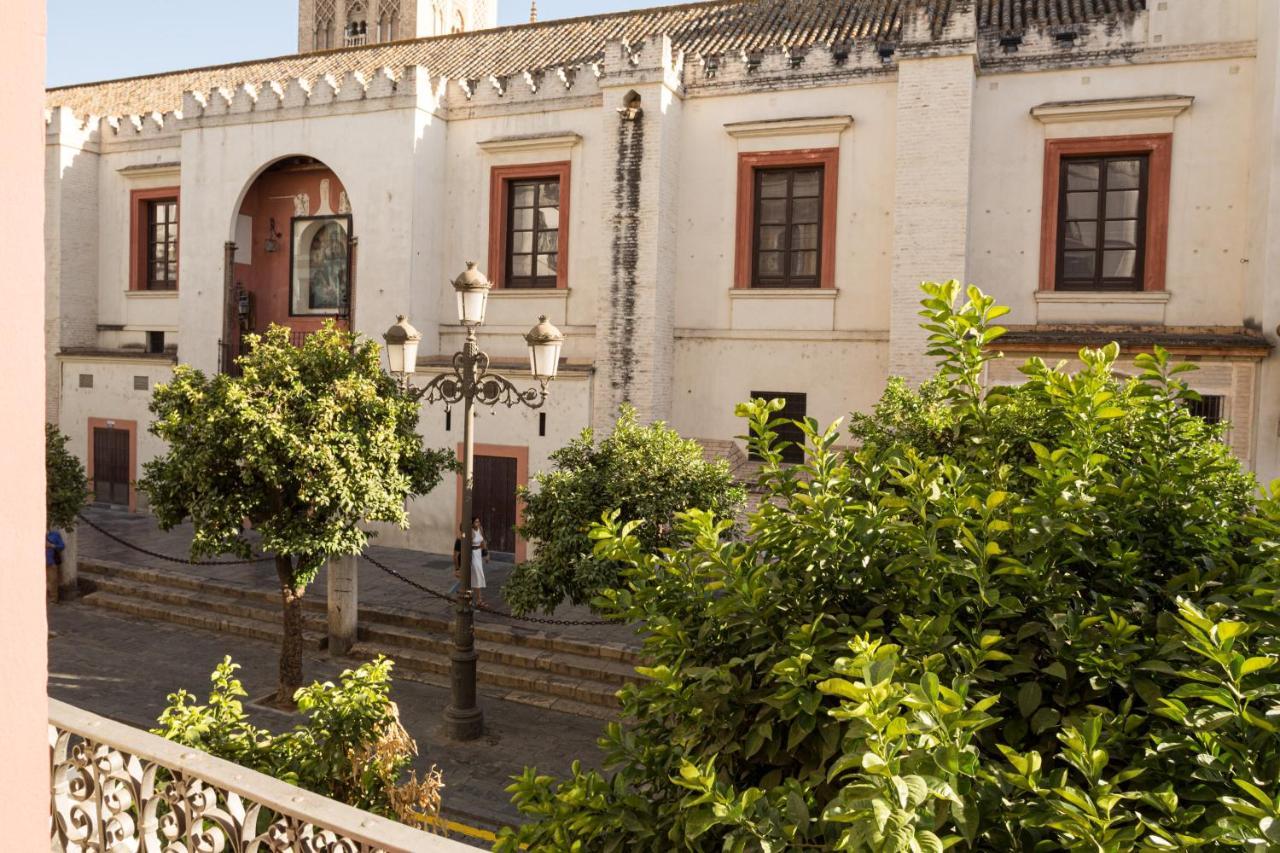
[76,503,644,650]
[49,602,608,843]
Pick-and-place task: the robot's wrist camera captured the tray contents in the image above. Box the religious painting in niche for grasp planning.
[290,214,351,316]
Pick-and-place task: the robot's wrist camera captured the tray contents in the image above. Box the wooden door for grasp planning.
[473,455,518,556]
[92,427,130,506]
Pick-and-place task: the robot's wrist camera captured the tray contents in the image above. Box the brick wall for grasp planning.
[44,110,101,423]
[888,53,976,385]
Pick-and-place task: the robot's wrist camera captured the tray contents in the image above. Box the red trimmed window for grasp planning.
[488,162,571,289]
[735,149,838,289]
[1040,135,1171,292]
[130,188,180,291]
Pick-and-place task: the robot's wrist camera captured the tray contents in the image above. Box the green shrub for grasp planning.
[155,656,444,830]
[504,404,746,615]
[495,282,1280,852]
[46,422,88,531]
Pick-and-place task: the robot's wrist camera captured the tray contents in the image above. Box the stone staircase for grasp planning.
[77,559,640,720]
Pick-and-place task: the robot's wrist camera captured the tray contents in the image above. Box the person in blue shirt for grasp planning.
[46,530,65,602]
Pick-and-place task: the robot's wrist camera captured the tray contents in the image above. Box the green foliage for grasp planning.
[46,422,88,531]
[154,656,441,822]
[504,404,746,614]
[496,281,1280,852]
[139,323,453,586]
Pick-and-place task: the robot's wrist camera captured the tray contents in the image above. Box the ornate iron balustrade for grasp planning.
[49,698,471,852]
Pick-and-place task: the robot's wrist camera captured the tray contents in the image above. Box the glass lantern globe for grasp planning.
[525,315,565,382]
[382,314,421,376]
[452,262,492,326]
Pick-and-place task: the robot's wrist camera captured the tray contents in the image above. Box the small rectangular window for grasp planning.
[748,391,807,463]
[145,198,179,290]
[133,376,149,391]
[1186,394,1225,425]
[79,373,93,389]
[752,167,823,289]
[1056,154,1148,291]
[445,409,452,432]
[539,412,547,437]
[505,178,561,289]
[147,331,165,354]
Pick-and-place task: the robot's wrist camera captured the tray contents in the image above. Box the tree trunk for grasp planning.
[276,556,305,707]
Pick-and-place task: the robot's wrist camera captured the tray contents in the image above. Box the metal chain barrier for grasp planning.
[76,511,616,627]
[360,552,616,627]
[75,513,277,566]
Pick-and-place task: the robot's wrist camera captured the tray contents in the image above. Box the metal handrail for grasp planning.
[49,698,471,852]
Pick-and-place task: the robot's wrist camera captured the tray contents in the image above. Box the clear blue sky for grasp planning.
[47,0,652,88]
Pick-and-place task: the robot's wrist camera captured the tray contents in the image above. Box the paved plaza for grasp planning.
[49,602,607,844]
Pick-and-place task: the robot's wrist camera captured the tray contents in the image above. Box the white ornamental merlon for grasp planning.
[204,87,234,116]
[488,73,508,97]
[117,114,144,138]
[282,76,311,108]
[336,70,369,102]
[230,83,259,114]
[256,81,285,111]
[310,74,340,106]
[181,90,208,116]
[366,67,398,98]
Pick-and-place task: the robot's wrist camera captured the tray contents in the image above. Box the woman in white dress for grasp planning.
[468,515,487,607]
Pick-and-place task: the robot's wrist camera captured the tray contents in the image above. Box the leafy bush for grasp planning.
[504,404,745,614]
[46,422,88,530]
[155,655,444,830]
[495,282,1280,852]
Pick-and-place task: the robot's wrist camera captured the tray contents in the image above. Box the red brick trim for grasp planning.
[1039,135,1172,293]
[129,187,180,291]
[734,148,839,289]
[86,417,138,513]
[487,162,571,289]
[455,442,530,562]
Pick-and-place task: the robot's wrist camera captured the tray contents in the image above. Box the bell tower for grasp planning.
[298,0,499,52]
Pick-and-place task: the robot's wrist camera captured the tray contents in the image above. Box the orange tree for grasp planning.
[496,283,1278,852]
[139,324,453,705]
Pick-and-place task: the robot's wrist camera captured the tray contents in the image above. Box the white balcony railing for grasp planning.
[49,698,472,852]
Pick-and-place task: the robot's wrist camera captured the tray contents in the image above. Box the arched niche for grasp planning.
[226,155,355,364]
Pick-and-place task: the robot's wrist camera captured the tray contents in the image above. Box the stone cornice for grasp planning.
[476,132,582,154]
[1031,95,1194,124]
[724,115,853,139]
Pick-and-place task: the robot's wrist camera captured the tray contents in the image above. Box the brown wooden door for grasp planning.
[473,455,517,556]
[92,427,130,506]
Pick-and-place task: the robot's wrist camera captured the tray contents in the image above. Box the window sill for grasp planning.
[1035,290,1168,325]
[126,289,179,299]
[729,288,837,299]
[489,288,570,298]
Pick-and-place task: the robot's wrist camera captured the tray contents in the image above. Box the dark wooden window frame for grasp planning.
[488,162,571,290]
[1055,153,1150,292]
[750,166,825,289]
[1039,135,1172,293]
[130,187,180,291]
[735,149,838,290]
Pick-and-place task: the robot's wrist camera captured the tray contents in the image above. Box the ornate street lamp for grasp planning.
[383,262,564,741]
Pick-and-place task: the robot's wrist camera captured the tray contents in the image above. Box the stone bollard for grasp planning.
[57,527,79,601]
[326,554,358,656]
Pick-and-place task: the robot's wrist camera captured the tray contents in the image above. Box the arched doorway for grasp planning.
[226,156,354,367]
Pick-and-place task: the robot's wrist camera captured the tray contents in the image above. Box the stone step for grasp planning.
[85,574,330,634]
[78,558,643,665]
[347,642,622,709]
[81,591,326,651]
[85,570,638,689]
[358,622,637,687]
[381,664,620,722]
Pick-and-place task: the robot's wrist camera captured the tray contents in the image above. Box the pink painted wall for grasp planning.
[0,0,50,843]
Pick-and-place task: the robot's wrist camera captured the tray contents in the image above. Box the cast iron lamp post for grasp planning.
[383,262,564,740]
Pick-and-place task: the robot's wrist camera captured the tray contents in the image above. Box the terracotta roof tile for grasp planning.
[46,0,1146,117]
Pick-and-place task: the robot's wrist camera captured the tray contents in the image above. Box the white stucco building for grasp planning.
[43,0,1280,557]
